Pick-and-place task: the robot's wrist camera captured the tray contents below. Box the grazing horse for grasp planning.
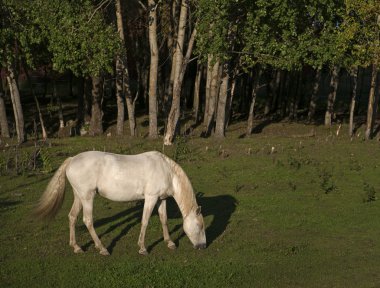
[35,151,206,255]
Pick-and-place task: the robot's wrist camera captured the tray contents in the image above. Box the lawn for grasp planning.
[1,121,380,287]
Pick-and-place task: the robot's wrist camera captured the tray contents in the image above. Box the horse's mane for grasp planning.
[161,154,197,217]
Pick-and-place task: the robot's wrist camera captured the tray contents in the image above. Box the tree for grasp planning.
[164,0,191,145]
[115,0,136,137]
[33,0,121,136]
[1,1,29,143]
[0,76,10,138]
[147,0,159,138]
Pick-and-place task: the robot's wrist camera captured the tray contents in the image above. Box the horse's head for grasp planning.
[183,206,206,249]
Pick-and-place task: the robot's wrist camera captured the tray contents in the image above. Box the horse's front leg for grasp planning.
[138,196,158,255]
[158,199,176,250]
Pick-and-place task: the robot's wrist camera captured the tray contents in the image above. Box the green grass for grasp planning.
[1,122,380,287]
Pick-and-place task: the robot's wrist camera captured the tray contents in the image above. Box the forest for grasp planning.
[2,1,380,287]
[0,0,379,145]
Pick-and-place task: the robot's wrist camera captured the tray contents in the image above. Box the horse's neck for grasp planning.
[172,172,197,218]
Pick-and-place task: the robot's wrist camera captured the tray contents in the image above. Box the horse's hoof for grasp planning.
[73,246,84,254]
[99,249,110,256]
[167,242,176,250]
[139,249,148,256]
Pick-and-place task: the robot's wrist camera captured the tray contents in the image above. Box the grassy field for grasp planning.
[1,121,380,287]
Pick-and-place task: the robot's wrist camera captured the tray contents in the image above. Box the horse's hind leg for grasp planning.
[68,195,83,254]
[82,197,110,256]
[157,199,176,250]
[138,196,158,255]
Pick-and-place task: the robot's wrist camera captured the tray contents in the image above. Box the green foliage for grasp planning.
[362,182,376,202]
[173,136,191,162]
[39,148,53,173]
[32,0,121,76]
[195,0,378,71]
[0,0,120,76]
[319,170,337,194]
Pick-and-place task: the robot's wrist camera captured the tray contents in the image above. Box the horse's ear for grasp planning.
[196,206,202,215]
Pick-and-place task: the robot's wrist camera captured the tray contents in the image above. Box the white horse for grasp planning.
[35,151,206,255]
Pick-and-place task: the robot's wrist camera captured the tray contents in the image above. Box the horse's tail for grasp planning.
[34,157,73,219]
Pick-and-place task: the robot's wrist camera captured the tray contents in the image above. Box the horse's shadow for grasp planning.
[81,194,237,254]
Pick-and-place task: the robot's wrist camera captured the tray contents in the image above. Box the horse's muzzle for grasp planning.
[194,243,206,250]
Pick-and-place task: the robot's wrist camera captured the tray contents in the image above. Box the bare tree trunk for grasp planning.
[6,63,25,143]
[163,0,179,111]
[292,71,303,120]
[53,79,65,129]
[77,77,85,129]
[225,73,237,128]
[115,0,126,136]
[25,68,47,140]
[271,70,281,113]
[204,58,220,136]
[84,76,92,124]
[307,69,321,122]
[214,63,229,138]
[115,55,125,136]
[164,27,197,145]
[349,67,358,138]
[163,0,190,145]
[148,0,159,138]
[264,71,275,116]
[0,77,10,138]
[365,64,378,140]
[203,55,213,126]
[89,76,103,136]
[324,66,340,127]
[115,0,136,137]
[193,63,202,123]
[246,69,262,135]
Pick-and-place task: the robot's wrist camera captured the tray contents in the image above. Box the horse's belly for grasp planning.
[97,183,145,202]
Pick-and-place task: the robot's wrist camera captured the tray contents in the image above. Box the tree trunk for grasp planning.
[264,71,275,116]
[246,69,262,135]
[115,0,136,137]
[163,0,179,112]
[279,71,288,117]
[204,58,220,136]
[324,66,340,127]
[89,76,103,136]
[307,69,321,122]
[292,71,303,120]
[148,0,159,138]
[214,63,229,138]
[0,77,10,138]
[6,63,25,143]
[203,55,213,126]
[115,56,125,136]
[365,64,378,140]
[349,67,358,137]
[225,73,237,128]
[53,79,64,129]
[164,27,197,145]
[271,70,281,113]
[163,0,190,145]
[84,76,92,124]
[193,63,202,123]
[77,77,85,128]
[115,0,125,136]
[25,68,47,140]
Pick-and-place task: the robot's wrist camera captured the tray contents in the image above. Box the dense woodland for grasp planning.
[0,0,379,145]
